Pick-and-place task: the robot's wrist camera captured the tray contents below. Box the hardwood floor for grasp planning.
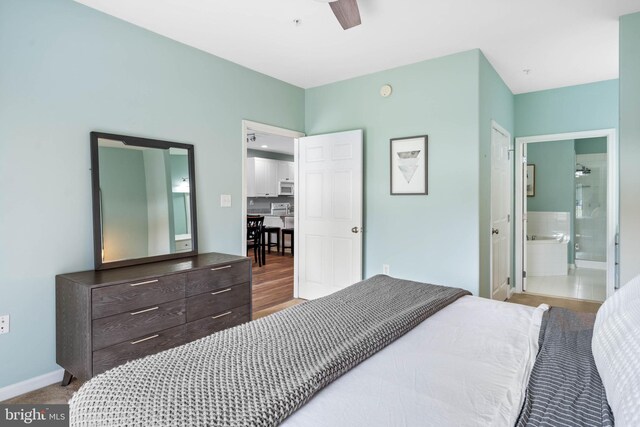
[507,292,601,314]
[250,249,295,313]
[253,299,306,320]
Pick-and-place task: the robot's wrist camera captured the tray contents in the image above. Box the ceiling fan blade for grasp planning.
[329,0,361,30]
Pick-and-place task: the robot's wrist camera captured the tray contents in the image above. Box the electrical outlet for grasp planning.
[382,264,390,275]
[0,315,9,335]
[220,194,232,208]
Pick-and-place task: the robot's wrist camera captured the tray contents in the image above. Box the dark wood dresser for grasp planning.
[56,252,251,384]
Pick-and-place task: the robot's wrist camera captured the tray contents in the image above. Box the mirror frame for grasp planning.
[90,131,198,270]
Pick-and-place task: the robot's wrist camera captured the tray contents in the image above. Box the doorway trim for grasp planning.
[514,128,618,299]
[241,120,305,296]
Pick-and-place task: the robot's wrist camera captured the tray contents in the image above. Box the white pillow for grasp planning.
[592,275,640,427]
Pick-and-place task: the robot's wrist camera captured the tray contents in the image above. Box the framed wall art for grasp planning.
[526,164,536,197]
[390,135,428,195]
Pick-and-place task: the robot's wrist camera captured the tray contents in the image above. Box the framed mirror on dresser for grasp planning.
[55,132,252,387]
[90,131,198,270]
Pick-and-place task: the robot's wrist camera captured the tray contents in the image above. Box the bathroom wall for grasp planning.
[526,140,575,263]
[575,137,607,155]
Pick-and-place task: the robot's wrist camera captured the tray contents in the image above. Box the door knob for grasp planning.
[492,228,499,235]
[351,227,360,234]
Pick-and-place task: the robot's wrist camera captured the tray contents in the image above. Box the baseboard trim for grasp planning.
[576,260,607,270]
[0,369,64,402]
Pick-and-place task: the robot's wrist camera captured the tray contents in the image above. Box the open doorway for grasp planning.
[241,121,304,318]
[515,129,618,302]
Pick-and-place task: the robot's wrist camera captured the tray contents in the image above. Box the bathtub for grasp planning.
[527,235,569,276]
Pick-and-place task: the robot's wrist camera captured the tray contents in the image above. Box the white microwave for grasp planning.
[278,180,294,196]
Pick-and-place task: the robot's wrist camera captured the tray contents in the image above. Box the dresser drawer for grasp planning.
[92,299,186,351]
[92,274,186,319]
[92,324,186,375]
[186,304,251,341]
[186,283,250,322]
[186,261,250,297]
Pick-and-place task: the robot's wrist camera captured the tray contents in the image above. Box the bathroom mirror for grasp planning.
[91,132,198,270]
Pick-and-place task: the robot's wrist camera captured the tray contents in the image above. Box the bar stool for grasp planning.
[263,226,280,254]
[281,228,294,256]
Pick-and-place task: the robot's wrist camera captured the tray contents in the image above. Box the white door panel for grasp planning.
[491,124,512,301]
[298,130,363,300]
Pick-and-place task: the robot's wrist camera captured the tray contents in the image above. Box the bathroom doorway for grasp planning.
[514,129,618,302]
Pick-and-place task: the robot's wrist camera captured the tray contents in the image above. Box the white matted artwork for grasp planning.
[390,135,428,195]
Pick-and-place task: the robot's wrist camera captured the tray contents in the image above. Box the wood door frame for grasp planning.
[514,129,618,298]
[241,120,305,297]
[489,120,513,300]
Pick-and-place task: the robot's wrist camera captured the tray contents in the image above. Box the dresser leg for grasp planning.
[61,370,73,386]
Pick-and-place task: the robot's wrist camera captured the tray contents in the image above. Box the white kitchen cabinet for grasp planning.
[277,160,295,182]
[246,157,278,197]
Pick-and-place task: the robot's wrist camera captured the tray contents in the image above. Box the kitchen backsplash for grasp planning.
[248,196,294,214]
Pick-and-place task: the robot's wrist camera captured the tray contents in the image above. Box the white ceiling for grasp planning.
[247,130,294,155]
[75,0,640,94]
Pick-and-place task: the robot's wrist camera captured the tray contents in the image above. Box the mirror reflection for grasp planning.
[97,137,194,265]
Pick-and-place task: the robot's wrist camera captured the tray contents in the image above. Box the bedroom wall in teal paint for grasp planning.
[305,50,481,295]
[619,12,640,286]
[514,80,619,137]
[0,0,304,388]
[478,53,515,298]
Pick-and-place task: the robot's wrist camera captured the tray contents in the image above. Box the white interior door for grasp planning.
[491,124,511,301]
[297,130,363,300]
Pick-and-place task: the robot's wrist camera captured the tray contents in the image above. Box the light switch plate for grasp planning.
[220,194,232,208]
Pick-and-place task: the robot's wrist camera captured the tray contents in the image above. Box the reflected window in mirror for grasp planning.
[91,132,197,269]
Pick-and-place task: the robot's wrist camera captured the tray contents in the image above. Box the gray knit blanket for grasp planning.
[516,308,614,427]
[70,275,469,427]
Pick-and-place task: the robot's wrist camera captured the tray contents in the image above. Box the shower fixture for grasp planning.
[575,163,591,177]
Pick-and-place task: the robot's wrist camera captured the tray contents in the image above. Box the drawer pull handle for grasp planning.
[131,334,159,345]
[212,311,232,320]
[129,279,159,287]
[211,265,232,271]
[211,288,232,296]
[130,306,159,316]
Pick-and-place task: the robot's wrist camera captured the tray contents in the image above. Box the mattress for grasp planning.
[282,295,548,427]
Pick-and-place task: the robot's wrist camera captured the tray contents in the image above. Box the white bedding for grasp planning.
[282,296,548,427]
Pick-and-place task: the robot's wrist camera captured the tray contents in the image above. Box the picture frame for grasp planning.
[526,164,536,197]
[390,135,428,195]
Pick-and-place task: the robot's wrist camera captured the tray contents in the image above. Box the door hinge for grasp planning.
[507,277,510,285]
[522,156,527,164]
[507,214,511,223]
[522,271,527,278]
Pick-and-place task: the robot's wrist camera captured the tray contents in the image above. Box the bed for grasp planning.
[69,274,640,427]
